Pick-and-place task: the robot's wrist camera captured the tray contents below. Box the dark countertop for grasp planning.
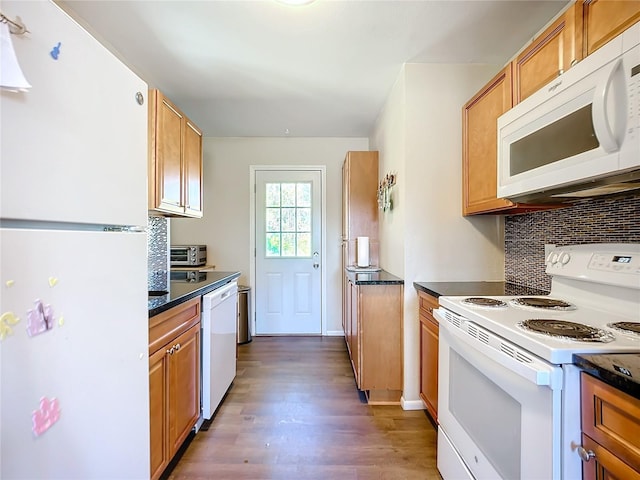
[148,271,241,318]
[413,281,549,298]
[346,269,403,285]
[574,353,640,400]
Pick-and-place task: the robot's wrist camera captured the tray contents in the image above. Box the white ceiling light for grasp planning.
[276,0,316,6]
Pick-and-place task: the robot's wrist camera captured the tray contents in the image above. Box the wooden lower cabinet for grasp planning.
[418,291,439,422]
[149,297,202,480]
[345,278,403,404]
[149,348,168,479]
[580,372,640,479]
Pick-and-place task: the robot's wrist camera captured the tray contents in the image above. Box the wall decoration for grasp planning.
[377,173,396,212]
[32,397,61,437]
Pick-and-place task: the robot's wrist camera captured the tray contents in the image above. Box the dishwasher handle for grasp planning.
[203,281,238,310]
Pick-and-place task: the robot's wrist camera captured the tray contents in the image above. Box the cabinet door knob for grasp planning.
[166,347,175,355]
[174,343,181,351]
[577,446,596,462]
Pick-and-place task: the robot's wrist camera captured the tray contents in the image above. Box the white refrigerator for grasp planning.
[1,1,150,478]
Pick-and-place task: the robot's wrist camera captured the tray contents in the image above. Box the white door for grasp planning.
[255,170,322,334]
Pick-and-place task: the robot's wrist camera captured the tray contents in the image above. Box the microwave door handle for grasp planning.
[592,58,623,153]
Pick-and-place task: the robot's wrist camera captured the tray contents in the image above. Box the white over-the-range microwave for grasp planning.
[497,22,640,203]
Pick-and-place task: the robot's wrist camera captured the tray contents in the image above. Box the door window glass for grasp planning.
[265,182,312,257]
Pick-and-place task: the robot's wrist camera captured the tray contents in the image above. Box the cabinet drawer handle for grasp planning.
[174,343,181,351]
[427,307,433,314]
[166,347,175,355]
[577,446,595,462]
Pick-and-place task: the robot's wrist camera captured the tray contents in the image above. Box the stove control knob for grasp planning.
[548,252,559,264]
[559,252,571,265]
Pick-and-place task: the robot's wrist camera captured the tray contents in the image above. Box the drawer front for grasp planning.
[418,291,438,322]
[149,297,201,355]
[581,433,640,480]
[581,372,640,470]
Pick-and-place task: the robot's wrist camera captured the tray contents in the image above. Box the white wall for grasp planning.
[369,63,506,407]
[373,68,406,277]
[171,137,368,334]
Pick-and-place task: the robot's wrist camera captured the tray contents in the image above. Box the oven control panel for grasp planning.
[588,253,639,274]
[546,244,640,287]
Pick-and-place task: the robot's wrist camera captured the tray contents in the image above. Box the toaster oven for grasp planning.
[170,245,207,267]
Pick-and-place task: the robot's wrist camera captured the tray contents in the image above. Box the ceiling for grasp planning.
[58,0,567,138]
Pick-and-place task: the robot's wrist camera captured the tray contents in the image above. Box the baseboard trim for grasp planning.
[401,397,426,411]
[325,330,345,337]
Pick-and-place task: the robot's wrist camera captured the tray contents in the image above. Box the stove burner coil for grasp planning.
[511,297,576,311]
[461,297,507,308]
[518,319,614,343]
[607,322,640,335]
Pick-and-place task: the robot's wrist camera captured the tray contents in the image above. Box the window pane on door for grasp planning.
[281,183,296,207]
[281,208,296,231]
[266,208,280,231]
[266,233,280,257]
[265,182,312,258]
[297,233,311,256]
[266,184,281,207]
[297,183,311,207]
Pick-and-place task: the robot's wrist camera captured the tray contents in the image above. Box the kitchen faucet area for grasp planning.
[1,1,639,479]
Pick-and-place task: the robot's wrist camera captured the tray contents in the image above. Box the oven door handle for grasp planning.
[436,309,563,390]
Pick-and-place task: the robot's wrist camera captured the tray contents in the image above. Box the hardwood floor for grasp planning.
[167,336,440,479]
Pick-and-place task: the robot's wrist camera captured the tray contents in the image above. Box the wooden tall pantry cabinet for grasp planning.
[341,151,379,269]
[341,151,404,405]
[342,151,379,333]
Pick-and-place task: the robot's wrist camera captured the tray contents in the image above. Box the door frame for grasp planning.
[249,165,327,336]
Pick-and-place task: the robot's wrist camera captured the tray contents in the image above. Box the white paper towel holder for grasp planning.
[356,236,370,267]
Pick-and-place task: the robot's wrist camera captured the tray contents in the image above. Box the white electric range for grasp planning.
[434,243,640,480]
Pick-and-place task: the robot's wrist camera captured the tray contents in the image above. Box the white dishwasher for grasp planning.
[201,281,238,420]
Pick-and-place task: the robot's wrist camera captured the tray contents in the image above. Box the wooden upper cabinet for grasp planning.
[151,93,184,215]
[342,151,379,266]
[462,66,516,215]
[461,0,639,217]
[582,0,640,56]
[183,119,203,217]
[149,89,203,218]
[513,5,583,104]
[514,0,640,104]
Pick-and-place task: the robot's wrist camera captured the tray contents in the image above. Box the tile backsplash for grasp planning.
[148,215,169,290]
[505,193,640,292]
